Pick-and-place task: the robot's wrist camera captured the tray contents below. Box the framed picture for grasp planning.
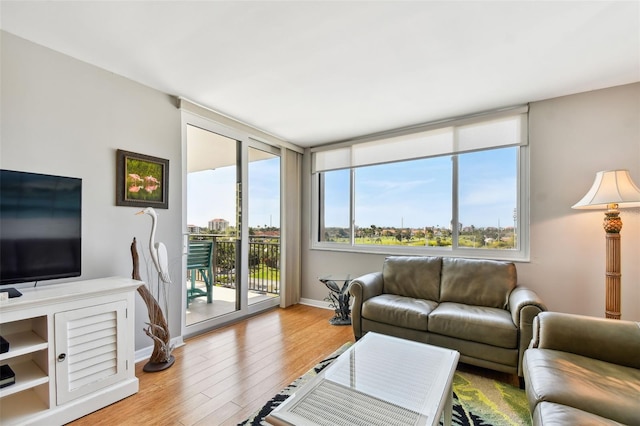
[116,149,169,209]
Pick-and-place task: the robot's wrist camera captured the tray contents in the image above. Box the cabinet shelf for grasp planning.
[0,330,48,362]
[0,387,49,426]
[0,359,49,398]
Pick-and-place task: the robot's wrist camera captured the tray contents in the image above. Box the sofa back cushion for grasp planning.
[382,256,442,301]
[440,258,516,309]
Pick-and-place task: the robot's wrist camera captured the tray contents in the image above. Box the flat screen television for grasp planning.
[0,169,82,295]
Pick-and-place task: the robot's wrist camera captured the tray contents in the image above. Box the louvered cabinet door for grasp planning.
[54,300,128,405]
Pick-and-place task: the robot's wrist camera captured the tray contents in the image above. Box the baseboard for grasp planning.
[135,335,185,364]
[299,297,333,310]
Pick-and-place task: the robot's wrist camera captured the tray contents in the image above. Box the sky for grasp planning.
[324,147,518,229]
[187,157,280,228]
[188,147,518,231]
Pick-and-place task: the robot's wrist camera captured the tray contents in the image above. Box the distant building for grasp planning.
[187,224,199,234]
[209,218,229,232]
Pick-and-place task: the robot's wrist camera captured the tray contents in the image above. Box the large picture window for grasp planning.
[313,106,529,261]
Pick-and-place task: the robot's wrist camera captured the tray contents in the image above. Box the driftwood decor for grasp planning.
[131,237,175,371]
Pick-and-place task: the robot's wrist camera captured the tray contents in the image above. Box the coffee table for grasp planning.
[266,332,460,426]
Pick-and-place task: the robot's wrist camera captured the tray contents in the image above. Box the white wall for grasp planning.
[1,32,184,350]
[522,83,640,320]
[301,82,640,321]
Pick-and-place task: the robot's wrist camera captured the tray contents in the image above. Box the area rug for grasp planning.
[238,343,531,426]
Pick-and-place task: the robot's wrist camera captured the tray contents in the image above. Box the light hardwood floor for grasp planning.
[69,304,519,425]
[69,304,354,426]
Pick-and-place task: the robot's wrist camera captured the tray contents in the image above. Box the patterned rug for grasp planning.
[239,343,531,426]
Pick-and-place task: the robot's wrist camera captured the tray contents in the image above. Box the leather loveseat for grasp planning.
[523,311,640,425]
[349,256,546,377]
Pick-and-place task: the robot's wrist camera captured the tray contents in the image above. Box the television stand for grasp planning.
[0,277,139,425]
[0,288,21,298]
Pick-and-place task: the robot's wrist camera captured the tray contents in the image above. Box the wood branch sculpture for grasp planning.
[131,237,175,371]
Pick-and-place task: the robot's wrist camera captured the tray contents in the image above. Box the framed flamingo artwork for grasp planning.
[116,149,169,209]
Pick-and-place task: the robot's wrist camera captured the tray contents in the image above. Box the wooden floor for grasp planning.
[69,304,354,426]
[69,304,519,425]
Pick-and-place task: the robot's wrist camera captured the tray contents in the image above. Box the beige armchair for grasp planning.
[523,311,640,425]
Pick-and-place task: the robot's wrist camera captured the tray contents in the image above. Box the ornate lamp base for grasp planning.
[603,205,622,320]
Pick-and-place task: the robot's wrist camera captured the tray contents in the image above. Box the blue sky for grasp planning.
[325,147,518,229]
[187,157,280,228]
[188,147,517,230]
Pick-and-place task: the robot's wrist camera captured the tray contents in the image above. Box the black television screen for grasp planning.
[0,169,82,286]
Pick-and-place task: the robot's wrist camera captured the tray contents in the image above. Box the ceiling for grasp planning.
[1,1,639,148]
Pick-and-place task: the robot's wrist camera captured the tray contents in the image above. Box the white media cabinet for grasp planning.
[0,277,140,425]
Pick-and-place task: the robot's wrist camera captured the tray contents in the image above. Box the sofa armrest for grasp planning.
[531,311,640,369]
[349,272,384,339]
[509,286,547,327]
[508,286,547,377]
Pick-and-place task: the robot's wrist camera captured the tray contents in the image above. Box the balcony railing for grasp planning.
[188,234,280,295]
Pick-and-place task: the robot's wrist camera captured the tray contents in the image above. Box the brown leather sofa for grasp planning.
[523,311,640,425]
[349,256,546,377]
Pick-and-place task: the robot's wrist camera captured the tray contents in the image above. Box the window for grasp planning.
[319,168,351,242]
[312,106,529,261]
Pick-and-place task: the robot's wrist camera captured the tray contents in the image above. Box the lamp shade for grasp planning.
[572,170,640,209]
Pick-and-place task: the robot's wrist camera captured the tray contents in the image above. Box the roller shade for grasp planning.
[313,106,528,173]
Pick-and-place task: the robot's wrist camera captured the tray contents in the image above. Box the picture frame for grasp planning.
[116,149,169,209]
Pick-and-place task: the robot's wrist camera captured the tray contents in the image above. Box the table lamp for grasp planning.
[572,169,640,319]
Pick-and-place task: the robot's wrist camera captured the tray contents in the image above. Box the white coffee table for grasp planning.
[266,332,460,426]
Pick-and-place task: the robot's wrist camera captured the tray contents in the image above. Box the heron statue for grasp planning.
[135,207,175,371]
[136,207,172,284]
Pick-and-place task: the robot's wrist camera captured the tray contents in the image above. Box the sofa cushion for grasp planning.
[532,402,624,426]
[428,302,517,348]
[440,258,516,309]
[361,294,438,331]
[524,348,640,425]
[382,256,441,301]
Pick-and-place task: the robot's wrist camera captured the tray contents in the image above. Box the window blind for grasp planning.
[312,106,528,173]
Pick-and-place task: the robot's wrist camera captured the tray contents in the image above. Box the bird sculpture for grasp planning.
[137,207,172,284]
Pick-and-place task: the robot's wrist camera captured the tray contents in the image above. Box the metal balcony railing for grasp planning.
[187,234,280,295]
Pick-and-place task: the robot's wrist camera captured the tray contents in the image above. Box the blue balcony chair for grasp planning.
[186,240,214,305]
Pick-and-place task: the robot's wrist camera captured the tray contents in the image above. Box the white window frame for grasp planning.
[310,106,530,262]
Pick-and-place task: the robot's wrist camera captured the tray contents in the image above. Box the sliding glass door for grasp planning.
[185,125,240,325]
[183,118,281,335]
[247,145,280,306]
